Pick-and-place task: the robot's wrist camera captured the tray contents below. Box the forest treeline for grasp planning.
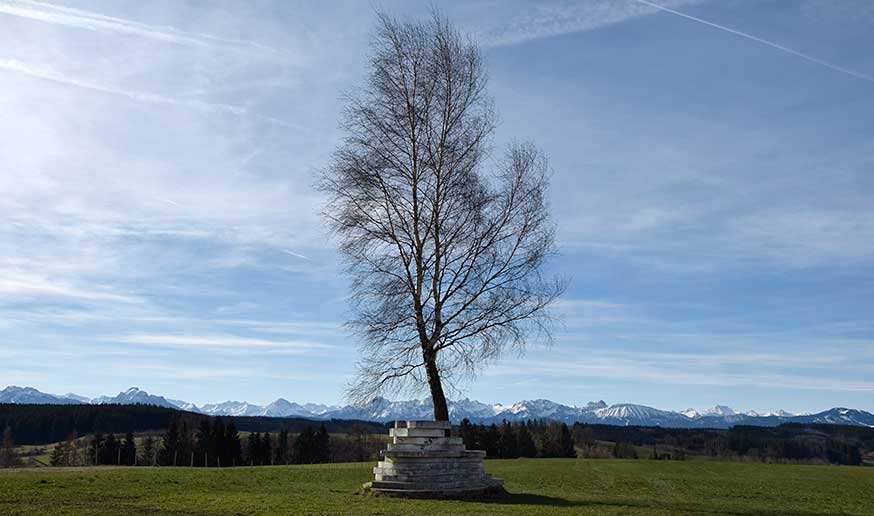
[456,419,576,459]
[2,404,871,468]
[0,403,384,446]
[578,422,871,465]
[42,417,385,467]
[455,418,870,465]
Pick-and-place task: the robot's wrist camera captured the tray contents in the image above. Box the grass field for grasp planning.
[1,459,872,516]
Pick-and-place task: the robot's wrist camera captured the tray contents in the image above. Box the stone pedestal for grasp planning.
[362,420,503,498]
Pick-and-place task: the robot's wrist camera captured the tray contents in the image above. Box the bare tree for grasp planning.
[0,426,19,468]
[320,12,565,421]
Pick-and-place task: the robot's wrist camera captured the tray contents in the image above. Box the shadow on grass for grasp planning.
[462,491,584,507]
[471,492,836,516]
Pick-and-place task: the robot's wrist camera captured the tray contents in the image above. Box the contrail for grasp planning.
[0,0,280,54]
[283,249,311,261]
[634,0,874,84]
[0,57,306,130]
[0,58,247,114]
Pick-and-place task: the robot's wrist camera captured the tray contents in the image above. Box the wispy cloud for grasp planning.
[105,362,297,381]
[478,0,706,48]
[116,333,333,350]
[0,57,247,114]
[0,57,308,130]
[0,271,139,303]
[489,349,874,393]
[0,0,279,53]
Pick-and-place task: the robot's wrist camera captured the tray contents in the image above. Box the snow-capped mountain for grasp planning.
[300,403,337,416]
[448,398,496,420]
[680,408,701,418]
[324,397,435,422]
[91,387,179,409]
[262,399,326,418]
[62,393,91,403]
[198,398,341,418]
[3,385,873,429]
[485,399,608,424]
[200,401,264,417]
[168,399,200,412]
[0,386,81,405]
[592,403,686,426]
[794,408,874,427]
[702,405,736,417]
[744,409,794,418]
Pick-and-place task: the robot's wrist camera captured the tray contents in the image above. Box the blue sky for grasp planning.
[1,0,872,413]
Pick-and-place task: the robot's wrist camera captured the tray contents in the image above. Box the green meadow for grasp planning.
[1,458,872,516]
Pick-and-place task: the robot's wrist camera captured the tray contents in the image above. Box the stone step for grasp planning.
[365,421,503,498]
[374,472,485,482]
[366,478,505,498]
[375,462,484,472]
[376,460,484,469]
[392,436,463,446]
[370,479,493,491]
[381,451,485,462]
[386,445,467,455]
[381,449,484,459]
[389,427,449,438]
[374,465,484,477]
[394,420,451,430]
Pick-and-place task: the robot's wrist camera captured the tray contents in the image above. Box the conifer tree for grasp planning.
[559,423,576,458]
[196,419,212,466]
[262,432,273,466]
[499,421,519,459]
[315,423,330,463]
[88,432,103,465]
[160,420,180,466]
[210,418,225,467]
[474,424,486,451]
[178,422,192,466]
[225,421,242,467]
[479,424,500,458]
[572,424,594,451]
[103,433,118,465]
[517,423,537,458]
[276,428,289,465]
[248,432,261,466]
[458,418,476,450]
[122,432,137,466]
[293,427,315,464]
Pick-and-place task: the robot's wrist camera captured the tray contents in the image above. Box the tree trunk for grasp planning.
[425,356,449,421]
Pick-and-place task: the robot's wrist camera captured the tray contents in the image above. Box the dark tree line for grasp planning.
[452,419,868,466]
[573,422,869,465]
[82,431,137,465]
[45,418,342,468]
[0,404,384,446]
[159,418,243,467]
[456,419,575,459]
[159,418,333,467]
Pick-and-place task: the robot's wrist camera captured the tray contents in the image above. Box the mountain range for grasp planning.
[2,385,873,429]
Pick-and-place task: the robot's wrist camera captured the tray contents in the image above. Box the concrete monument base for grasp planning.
[362,420,504,498]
